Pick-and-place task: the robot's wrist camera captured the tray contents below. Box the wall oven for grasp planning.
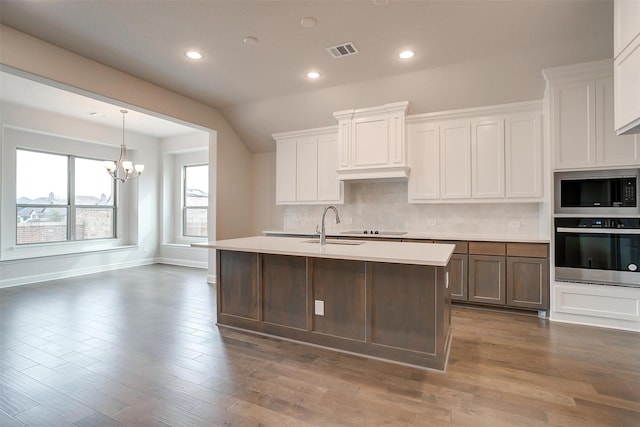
[555,217,640,287]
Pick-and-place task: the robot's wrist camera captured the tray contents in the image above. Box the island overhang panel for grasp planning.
[196,236,454,371]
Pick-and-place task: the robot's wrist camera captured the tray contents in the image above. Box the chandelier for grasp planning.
[103,110,144,182]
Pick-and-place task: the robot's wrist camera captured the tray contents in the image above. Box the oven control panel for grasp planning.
[562,218,640,229]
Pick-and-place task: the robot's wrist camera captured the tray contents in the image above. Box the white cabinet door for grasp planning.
[614,0,640,57]
[408,122,440,201]
[317,134,342,202]
[334,102,409,180]
[597,77,640,166]
[275,139,297,204]
[553,81,597,170]
[351,115,389,167]
[471,118,504,198]
[296,138,318,202]
[274,127,342,205]
[505,113,542,198]
[440,121,471,199]
[614,36,640,134]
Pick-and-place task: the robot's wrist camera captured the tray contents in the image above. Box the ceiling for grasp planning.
[0,72,199,138]
[0,0,614,152]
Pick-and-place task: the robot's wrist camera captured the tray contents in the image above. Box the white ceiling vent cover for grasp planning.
[326,42,359,58]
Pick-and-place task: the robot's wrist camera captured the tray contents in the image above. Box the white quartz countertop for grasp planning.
[193,236,455,267]
[263,230,550,244]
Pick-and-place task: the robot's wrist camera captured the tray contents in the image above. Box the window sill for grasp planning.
[161,242,207,249]
[1,240,139,263]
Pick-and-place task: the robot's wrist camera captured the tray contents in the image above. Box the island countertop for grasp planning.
[193,235,455,267]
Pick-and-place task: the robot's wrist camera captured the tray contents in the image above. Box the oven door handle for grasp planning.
[556,227,640,235]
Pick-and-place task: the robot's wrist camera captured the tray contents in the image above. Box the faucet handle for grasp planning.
[315,224,320,235]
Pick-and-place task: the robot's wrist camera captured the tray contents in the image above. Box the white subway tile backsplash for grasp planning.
[283,182,541,237]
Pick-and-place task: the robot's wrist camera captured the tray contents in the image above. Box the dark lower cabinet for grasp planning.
[506,256,549,309]
[448,254,468,302]
[468,255,506,305]
[216,249,451,371]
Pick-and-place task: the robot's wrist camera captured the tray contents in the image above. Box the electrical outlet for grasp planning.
[427,219,437,226]
[344,217,353,225]
[508,221,521,228]
[314,300,325,316]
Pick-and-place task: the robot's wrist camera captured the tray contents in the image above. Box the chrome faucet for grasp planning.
[317,205,341,245]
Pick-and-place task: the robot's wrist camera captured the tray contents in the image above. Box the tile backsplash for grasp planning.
[283,181,541,236]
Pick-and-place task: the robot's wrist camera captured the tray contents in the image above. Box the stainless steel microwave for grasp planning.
[555,169,639,215]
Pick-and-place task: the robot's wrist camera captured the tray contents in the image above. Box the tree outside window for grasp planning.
[183,164,208,237]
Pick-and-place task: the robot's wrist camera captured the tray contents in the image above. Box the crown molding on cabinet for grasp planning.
[406,100,544,124]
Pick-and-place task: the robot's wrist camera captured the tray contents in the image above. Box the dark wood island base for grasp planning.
[216,250,452,371]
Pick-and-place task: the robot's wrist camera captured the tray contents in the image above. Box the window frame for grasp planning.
[182,163,208,238]
[15,148,117,245]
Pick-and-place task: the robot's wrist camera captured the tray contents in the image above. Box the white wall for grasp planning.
[158,132,209,268]
[0,102,160,286]
[250,152,284,235]
[1,25,254,282]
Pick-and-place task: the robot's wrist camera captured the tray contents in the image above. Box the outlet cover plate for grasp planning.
[314,300,324,316]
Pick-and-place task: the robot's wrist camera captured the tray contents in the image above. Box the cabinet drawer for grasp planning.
[434,240,468,254]
[469,242,506,256]
[507,243,548,258]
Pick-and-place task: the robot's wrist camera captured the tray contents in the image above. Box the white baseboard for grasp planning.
[550,313,640,333]
[155,257,207,269]
[0,258,156,289]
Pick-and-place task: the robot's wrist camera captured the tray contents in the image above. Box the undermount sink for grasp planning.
[302,239,365,246]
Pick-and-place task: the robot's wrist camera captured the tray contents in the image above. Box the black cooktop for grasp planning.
[340,230,407,236]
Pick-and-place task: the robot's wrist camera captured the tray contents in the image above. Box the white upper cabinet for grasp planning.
[615,0,640,56]
[597,77,640,166]
[316,134,341,202]
[407,121,440,200]
[614,0,640,134]
[295,137,318,201]
[505,113,542,198]
[544,61,639,170]
[551,81,597,169]
[334,101,409,180]
[275,138,297,203]
[407,101,543,203]
[471,118,505,198]
[440,121,471,199]
[273,127,343,205]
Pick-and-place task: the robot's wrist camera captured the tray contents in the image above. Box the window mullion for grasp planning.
[69,155,76,241]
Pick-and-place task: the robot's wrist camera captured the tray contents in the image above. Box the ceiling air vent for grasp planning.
[326,42,359,58]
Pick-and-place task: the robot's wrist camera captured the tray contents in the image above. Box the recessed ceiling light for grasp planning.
[89,112,106,118]
[399,50,415,59]
[307,71,321,79]
[300,17,317,28]
[243,36,259,46]
[185,50,203,60]
[373,0,390,5]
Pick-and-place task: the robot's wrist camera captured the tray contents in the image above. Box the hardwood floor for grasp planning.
[1,264,639,426]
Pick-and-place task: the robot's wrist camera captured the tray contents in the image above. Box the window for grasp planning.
[183,164,208,237]
[16,149,116,245]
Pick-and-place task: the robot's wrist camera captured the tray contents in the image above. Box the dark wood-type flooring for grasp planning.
[1,264,639,426]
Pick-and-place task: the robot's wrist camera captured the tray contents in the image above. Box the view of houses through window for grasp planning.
[16,149,116,244]
[183,164,208,237]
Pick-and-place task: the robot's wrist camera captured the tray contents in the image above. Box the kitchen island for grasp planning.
[195,236,455,371]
